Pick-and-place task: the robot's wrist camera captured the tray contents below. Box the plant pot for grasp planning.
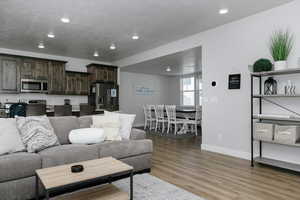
[274,61,287,70]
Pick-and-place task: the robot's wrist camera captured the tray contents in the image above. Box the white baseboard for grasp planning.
[201,144,251,160]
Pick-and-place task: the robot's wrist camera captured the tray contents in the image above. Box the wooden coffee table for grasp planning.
[35,157,134,200]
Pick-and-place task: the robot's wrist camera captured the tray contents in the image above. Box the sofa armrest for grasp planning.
[130,128,146,140]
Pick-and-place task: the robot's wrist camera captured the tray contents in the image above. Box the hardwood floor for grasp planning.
[147,133,300,200]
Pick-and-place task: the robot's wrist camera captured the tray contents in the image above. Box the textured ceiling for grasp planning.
[121,46,202,76]
[0,0,293,62]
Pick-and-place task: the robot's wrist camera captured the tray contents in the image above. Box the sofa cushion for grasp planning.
[104,111,136,140]
[49,116,80,144]
[0,152,41,182]
[0,118,25,156]
[38,144,99,168]
[120,154,152,172]
[16,116,60,153]
[97,139,153,159]
[130,128,146,140]
[92,115,121,141]
[78,116,92,128]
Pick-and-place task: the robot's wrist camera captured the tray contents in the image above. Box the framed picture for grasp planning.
[111,89,117,97]
[228,74,241,89]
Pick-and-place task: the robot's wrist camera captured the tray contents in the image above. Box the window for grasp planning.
[180,74,202,106]
[181,76,195,106]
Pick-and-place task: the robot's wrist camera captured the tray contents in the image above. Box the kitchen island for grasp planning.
[0,105,105,118]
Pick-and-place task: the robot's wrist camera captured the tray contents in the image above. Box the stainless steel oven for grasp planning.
[21,79,48,93]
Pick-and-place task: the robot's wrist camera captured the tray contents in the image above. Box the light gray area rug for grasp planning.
[114,174,205,200]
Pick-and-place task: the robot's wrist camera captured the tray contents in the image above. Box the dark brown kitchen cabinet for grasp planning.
[20,59,48,80]
[35,60,49,80]
[86,63,118,84]
[0,55,20,93]
[0,54,71,95]
[65,71,88,95]
[20,58,34,79]
[48,61,66,94]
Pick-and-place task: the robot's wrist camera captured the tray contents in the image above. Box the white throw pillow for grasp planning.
[69,128,105,144]
[92,115,121,141]
[104,111,136,140]
[0,118,25,155]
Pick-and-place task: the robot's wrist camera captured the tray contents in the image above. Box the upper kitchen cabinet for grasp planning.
[0,55,20,93]
[86,63,118,84]
[35,59,49,80]
[0,54,70,95]
[20,58,49,80]
[48,61,67,94]
[65,71,89,95]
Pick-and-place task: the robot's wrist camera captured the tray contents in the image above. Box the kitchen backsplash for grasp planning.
[0,93,88,105]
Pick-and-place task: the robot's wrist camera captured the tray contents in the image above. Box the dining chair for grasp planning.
[143,105,156,130]
[185,105,202,135]
[54,105,72,116]
[79,104,95,116]
[165,105,185,135]
[154,105,168,133]
[26,104,46,116]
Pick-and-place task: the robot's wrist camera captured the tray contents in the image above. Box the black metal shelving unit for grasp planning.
[251,68,300,172]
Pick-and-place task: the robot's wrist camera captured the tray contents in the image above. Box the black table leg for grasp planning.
[130,171,133,200]
[35,175,39,200]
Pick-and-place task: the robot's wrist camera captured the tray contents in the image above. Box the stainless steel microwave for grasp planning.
[21,79,48,93]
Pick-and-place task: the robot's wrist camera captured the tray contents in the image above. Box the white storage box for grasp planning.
[254,123,274,141]
[274,125,300,144]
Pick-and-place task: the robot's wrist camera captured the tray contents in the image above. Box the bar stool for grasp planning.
[26,104,46,116]
[54,105,72,116]
[79,104,95,116]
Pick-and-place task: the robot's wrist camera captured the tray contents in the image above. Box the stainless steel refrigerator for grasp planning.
[88,81,119,111]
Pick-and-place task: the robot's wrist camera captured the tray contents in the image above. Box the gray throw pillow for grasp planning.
[16,115,60,153]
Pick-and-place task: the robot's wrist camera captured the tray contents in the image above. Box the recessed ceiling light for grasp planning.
[219,8,229,15]
[93,51,99,57]
[61,17,70,23]
[132,34,139,40]
[38,42,45,49]
[110,43,116,50]
[166,67,171,72]
[47,33,55,38]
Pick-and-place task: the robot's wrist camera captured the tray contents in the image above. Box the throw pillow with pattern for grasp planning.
[16,115,60,153]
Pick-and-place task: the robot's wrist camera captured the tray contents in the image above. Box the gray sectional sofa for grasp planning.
[0,116,153,200]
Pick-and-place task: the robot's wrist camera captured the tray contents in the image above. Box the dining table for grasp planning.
[175,108,197,134]
[175,107,196,120]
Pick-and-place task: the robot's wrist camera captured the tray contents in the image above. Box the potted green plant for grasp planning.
[253,58,273,72]
[269,29,294,70]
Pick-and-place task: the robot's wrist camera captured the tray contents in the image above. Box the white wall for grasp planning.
[167,76,181,105]
[0,47,112,105]
[120,71,176,126]
[115,1,300,164]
